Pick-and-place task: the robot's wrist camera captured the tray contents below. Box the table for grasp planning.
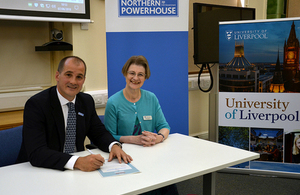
[0,133,259,195]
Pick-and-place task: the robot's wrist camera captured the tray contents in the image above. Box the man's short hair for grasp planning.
[57,56,87,77]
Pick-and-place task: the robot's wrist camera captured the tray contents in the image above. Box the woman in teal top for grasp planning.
[105,55,178,195]
[105,55,170,147]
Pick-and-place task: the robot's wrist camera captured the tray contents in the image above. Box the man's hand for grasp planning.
[74,154,105,172]
[108,144,133,164]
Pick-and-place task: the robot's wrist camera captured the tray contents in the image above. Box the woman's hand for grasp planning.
[140,131,157,147]
[119,129,169,146]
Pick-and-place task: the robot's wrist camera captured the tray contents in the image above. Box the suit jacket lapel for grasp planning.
[75,96,86,151]
[50,86,65,151]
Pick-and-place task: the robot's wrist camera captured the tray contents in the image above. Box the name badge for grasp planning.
[143,115,152,120]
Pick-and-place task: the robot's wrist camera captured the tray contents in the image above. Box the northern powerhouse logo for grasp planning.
[225,29,268,41]
[119,0,178,17]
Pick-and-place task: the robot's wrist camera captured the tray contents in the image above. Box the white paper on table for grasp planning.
[101,159,132,173]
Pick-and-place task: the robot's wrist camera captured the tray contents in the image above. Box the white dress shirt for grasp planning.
[56,88,118,170]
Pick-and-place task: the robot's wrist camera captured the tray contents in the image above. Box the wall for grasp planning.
[247,0,267,19]
[286,0,300,17]
[0,19,52,127]
[0,21,51,91]
[54,0,108,115]
[0,0,107,129]
[188,0,238,138]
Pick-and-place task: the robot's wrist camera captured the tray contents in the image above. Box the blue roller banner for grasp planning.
[105,1,189,135]
[219,17,300,175]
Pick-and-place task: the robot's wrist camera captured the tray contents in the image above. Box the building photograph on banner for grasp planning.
[218,17,300,175]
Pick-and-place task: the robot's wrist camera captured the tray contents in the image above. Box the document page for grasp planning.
[98,159,140,177]
[101,159,132,172]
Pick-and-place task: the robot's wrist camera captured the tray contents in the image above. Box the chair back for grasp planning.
[0,126,23,167]
[99,115,104,123]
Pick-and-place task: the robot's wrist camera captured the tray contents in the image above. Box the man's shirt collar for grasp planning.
[56,87,76,106]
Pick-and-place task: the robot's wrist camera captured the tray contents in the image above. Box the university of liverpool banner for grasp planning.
[219,17,300,175]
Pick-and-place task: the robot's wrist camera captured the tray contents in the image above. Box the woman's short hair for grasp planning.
[122,55,151,79]
[292,134,300,155]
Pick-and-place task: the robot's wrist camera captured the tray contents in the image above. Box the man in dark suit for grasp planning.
[17,56,132,171]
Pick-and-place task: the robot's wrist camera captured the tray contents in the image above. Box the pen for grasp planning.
[87,149,95,154]
[87,149,105,164]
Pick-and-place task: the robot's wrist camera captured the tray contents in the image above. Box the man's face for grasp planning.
[55,58,86,101]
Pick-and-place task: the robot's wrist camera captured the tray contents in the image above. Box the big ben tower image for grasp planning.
[283,21,300,92]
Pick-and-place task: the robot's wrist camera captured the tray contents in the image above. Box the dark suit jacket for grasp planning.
[17,86,116,171]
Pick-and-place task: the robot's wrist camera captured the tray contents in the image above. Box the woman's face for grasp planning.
[296,138,300,149]
[125,64,146,90]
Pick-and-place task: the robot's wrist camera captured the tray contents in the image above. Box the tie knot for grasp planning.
[67,102,75,110]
